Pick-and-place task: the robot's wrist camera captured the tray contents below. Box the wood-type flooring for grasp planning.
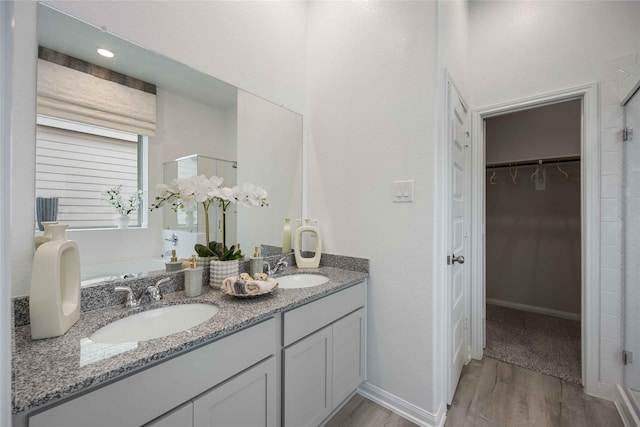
[325,358,622,427]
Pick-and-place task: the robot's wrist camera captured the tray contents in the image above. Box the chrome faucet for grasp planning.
[164,233,179,247]
[115,286,150,308]
[265,257,288,275]
[115,277,170,308]
[149,277,170,301]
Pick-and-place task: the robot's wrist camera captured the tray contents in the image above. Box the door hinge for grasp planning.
[623,127,634,142]
[623,350,633,365]
[464,317,469,330]
[464,131,470,147]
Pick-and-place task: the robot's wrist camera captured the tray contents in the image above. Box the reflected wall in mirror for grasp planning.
[35,3,303,286]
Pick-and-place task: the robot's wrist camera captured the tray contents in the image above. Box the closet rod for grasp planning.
[486,156,580,169]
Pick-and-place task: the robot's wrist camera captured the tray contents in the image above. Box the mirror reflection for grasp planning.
[36,3,302,285]
[162,155,238,243]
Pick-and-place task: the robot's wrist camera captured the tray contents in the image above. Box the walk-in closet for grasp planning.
[484,99,582,384]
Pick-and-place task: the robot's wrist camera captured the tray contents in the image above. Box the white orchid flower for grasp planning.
[208,175,224,188]
[180,193,197,210]
[218,187,235,202]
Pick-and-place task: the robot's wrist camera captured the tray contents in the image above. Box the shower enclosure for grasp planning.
[622,62,640,414]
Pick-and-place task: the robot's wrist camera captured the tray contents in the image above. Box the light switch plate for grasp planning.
[392,180,414,202]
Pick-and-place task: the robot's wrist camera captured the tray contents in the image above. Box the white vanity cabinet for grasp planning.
[145,402,193,427]
[192,356,276,427]
[27,318,276,427]
[145,357,276,427]
[282,283,366,427]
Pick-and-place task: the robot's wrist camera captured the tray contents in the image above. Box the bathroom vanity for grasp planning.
[11,263,367,427]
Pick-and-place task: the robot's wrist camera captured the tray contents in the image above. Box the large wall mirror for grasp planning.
[36,3,302,284]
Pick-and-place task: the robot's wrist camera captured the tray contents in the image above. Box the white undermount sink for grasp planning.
[277,274,330,289]
[89,303,219,343]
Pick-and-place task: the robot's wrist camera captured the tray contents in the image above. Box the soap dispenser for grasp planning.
[250,246,263,278]
[30,223,81,339]
[184,255,203,297]
[294,222,322,269]
[165,250,183,272]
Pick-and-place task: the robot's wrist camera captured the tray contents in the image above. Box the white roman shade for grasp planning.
[37,59,156,136]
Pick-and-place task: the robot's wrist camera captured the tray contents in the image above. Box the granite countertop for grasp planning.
[12,266,367,416]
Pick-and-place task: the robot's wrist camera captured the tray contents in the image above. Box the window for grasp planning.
[35,115,147,229]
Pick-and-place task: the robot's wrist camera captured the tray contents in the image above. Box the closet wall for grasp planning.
[485,100,582,317]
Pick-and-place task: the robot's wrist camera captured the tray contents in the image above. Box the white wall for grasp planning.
[468,0,640,399]
[307,1,440,419]
[468,1,640,108]
[1,2,14,424]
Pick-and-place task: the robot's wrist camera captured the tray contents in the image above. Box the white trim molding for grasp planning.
[470,83,600,395]
[486,299,581,321]
[357,382,446,427]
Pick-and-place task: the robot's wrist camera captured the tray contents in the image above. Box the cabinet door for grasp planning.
[193,357,276,427]
[145,402,193,427]
[283,325,332,427]
[332,308,365,407]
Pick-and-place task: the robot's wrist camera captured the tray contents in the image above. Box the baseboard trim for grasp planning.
[487,298,581,321]
[357,382,445,427]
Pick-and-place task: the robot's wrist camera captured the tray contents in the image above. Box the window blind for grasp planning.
[37,59,156,136]
[36,124,140,228]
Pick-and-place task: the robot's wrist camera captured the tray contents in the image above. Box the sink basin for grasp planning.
[277,274,329,289]
[89,303,219,343]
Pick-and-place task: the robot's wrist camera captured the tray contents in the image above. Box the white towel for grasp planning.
[221,276,238,294]
[245,278,278,295]
[221,276,277,295]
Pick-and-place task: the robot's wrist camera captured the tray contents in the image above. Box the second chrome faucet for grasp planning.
[115,277,171,308]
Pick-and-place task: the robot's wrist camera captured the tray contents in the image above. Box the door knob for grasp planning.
[449,254,465,265]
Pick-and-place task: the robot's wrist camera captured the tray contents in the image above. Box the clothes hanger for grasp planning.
[489,167,497,185]
[509,164,518,184]
[556,161,569,180]
[530,160,544,183]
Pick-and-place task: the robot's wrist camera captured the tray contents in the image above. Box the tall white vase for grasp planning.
[282,218,292,253]
[30,223,81,339]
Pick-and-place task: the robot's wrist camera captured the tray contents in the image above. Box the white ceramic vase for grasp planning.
[114,213,130,229]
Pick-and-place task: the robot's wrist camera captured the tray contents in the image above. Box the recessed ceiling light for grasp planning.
[97,48,115,58]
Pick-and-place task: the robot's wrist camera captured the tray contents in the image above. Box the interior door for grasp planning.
[448,82,470,403]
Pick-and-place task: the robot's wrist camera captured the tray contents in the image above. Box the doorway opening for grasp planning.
[468,84,600,395]
[483,99,582,384]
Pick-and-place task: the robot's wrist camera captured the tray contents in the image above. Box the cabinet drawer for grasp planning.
[29,318,276,427]
[283,282,365,347]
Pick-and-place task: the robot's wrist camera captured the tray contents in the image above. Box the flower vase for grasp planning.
[185,210,196,228]
[209,259,239,289]
[114,213,130,229]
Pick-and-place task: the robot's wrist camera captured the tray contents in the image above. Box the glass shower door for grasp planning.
[624,83,640,393]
